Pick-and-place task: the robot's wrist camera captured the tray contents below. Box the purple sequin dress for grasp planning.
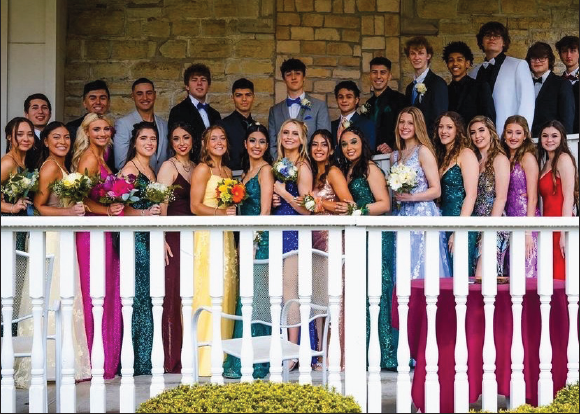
[505,163,540,278]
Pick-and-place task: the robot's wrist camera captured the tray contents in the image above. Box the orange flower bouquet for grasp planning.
[215,178,248,207]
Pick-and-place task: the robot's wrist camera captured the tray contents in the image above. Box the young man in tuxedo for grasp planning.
[267,58,330,159]
[526,42,575,137]
[556,36,579,133]
[363,57,407,154]
[331,81,376,148]
[218,78,256,171]
[469,21,535,130]
[22,93,52,169]
[404,36,448,139]
[443,41,495,125]
[168,63,221,144]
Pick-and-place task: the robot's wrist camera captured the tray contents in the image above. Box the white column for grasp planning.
[537,230,554,406]
[150,230,166,398]
[367,229,382,413]
[180,231,195,385]
[424,230,440,414]
[327,228,343,392]
[119,231,135,413]
[453,230,469,413]
[1,230,16,413]
[565,229,580,385]
[209,229,224,384]
[239,230,254,382]
[396,230,411,414]
[298,229,313,385]
[509,230,526,409]
[268,229,283,383]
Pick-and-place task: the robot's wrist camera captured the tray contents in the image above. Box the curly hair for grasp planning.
[442,41,474,64]
[501,115,537,171]
[395,106,436,158]
[433,111,471,173]
[71,113,114,172]
[467,116,507,173]
[275,119,310,166]
[168,122,201,164]
[476,21,511,53]
[308,129,334,190]
[199,125,228,168]
[335,127,378,180]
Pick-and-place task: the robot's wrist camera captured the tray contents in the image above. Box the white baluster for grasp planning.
[60,231,77,413]
[481,230,498,412]
[367,230,382,413]
[396,230,411,414]
[1,231,16,413]
[298,229,313,385]
[150,230,166,397]
[239,230,254,382]
[29,231,47,413]
[119,231,135,413]
[565,229,580,385]
[453,230,469,413]
[344,226,367,410]
[327,229,342,392]
[209,229,224,384]
[90,230,106,413]
[509,230,526,409]
[268,229,283,383]
[180,231,195,385]
[424,230,440,414]
[537,230,553,406]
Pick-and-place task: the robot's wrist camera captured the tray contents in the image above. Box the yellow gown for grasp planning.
[193,174,238,376]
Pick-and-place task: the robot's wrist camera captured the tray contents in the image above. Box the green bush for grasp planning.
[471,382,579,413]
[136,381,362,413]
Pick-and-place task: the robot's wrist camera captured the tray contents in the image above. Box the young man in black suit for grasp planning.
[363,57,407,154]
[443,41,495,125]
[331,81,376,148]
[404,36,448,139]
[168,63,221,144]
[217,78,256,171]
[526,42,575,137]
[556,36,579,134]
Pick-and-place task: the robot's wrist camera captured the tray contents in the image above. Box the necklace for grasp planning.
[400,144,418,163]
[135,157,154,181]
[6,152,25,169]
[175,157,192,173]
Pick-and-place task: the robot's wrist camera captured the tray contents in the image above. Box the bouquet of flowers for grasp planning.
[347,203,369,216]
[90,173,140,205]
[387,163,418,194]
[272,158,298,183]
[1,169,39,202]
[49,170,94,205]
[215,178,247,207]
[140,181,180,204]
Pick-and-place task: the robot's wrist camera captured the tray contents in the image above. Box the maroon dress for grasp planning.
[162,171,192,373]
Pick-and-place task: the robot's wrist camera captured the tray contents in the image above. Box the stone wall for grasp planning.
[64,0,579,124]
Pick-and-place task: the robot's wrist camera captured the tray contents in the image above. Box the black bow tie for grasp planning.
[533,77,543,84]
[563,74,577,81]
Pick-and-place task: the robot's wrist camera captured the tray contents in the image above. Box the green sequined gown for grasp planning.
[440,164,465,274]
[348,177,397,369]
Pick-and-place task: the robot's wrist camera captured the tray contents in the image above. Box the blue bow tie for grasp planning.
[197,102,208,111]
[286,97,301,107]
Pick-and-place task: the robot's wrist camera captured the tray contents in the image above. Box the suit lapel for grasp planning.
[455,78,469,110]
[536,73,554,103]
[186,98,205,129]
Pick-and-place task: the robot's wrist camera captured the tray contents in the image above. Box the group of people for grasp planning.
[1,20,579,382]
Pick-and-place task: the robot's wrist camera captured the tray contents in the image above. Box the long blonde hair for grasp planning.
[199,125,228,168]
[468,115,507,173]
[501,115,537,170]
[276,119,310,165]
[71,113,114,171]
[394,106,436,158]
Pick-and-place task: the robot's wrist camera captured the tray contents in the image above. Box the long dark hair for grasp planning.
[240,123,272,174]
[335,126,377,180]
[309,129,334,189]
[168,122,200,164]
[124,121,158,167]
[37,121,69,169]
[433,111,471,173]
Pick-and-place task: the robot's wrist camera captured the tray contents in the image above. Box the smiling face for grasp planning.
[132,83,156,113]
[134,128,158,158]
[280,122,302,152]
[310,133,332,164]
[186,75,209,102]
[11,122,35,152]
[398,112,416,142]
[369,64,391,94]
[25,98,51,130]
[408,47,431,72]
[530,56,549,78]
[83,89,110,115]
[336,88,360,116]
[503,123,526,153]
[438,116,457,148]
[207,128,227,157]
[283,70,305,96]
[340,131,362,163]
[87,119,113,149]
[171,127,193,157]
[447,52,471,81]
[469,121,491,151]
[540,126,562,153]
[45,126,71,159]
[244,130,268,161]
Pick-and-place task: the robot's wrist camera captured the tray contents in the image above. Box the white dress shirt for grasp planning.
[189,95,210,128]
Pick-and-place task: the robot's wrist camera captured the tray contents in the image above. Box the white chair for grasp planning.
[0,250,61,412]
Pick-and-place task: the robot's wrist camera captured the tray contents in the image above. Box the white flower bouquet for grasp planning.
[387,163,418,194]
[142,181,180,204]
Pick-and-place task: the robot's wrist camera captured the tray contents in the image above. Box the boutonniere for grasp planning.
[300,98,311,109]
[415,82,427,95]
[359,102,372,116]
[341,119,351,129]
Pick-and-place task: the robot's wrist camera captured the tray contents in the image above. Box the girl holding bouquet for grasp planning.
[336,127,395,370]
[157,122,198,373]
[433,112,478,273]
[72,113,123,379]
[391,107,451,280]
[467,116,510,277]
[223,122,274,379]
[190,125,237,376]
[119,121,162,375]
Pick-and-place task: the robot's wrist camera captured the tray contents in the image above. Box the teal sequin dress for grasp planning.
[223,171,271,379]
[440,164,465,274]
[348,177,397,369]
[131,172,155,375]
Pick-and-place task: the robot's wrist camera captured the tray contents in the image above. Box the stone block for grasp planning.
[85,41,110,60]
[263,0,275,16]
[314,80,337,92]
[439,19,471,35]
[277,26,290,39]
[385,36,399,59]
[291,26,315,40]
[237,18,275,33]
[333,68,361,79]
[308,67,333,77]
[250,78,274,94]
[333,0,343,14]
[159,40,187,59]
[314,0,332,12]
[126,7,163,18]
[315,28,340,41]
[353,45,362,57]
[202,20,227,37]
[551,9,580,30]
[471,16,507,33]
[362,36,386,50]
[236,40,275,59]
[275,81,288,101]
[110,96,135,117]
[342,30,361,43]
[339,56,361,67]
[189,39,232,59]
[143,18,171,38]
[277,40,301,54]
[501,0,537,15]
[356,0,375,12]
[92,62,132,80]
[377,0,399,12]
[362,52,374,70]
[327,42,353,55]
[345,0,356,13]
[384,13,400,36]
[206,80,230,94]
[417,0,458,19]
[459,0,496,14]
[172,20,201,37]
[362,16,375,35]
[214,0,260,17]
[66,39,83,62]
[303,14,324,27]
[277,13,301,26]
[66,63,90,80]
[68,10,124,36]
[111,41,153,60]
[325,14,360,29]
[309,92,326,101]
[131,62,183,81]
[283,0,296,11]
[295,0,314,12]
[225,60,274,75]
[313,57,338,66]
[164,0,210,20]
[302,41,327,54]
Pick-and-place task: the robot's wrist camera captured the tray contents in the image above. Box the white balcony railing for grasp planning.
[1,215,579,413]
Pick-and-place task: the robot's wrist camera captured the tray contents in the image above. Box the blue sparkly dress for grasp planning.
[223,168,271,379]
[440,164,465,274]
[393,146,451,279]
[131,172,156,375]
[349,176,397,369]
